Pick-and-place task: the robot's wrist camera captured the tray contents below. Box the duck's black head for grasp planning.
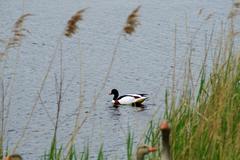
[109,89,119,100]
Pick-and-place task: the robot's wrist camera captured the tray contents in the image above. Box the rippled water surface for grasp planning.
[0,0,232,159]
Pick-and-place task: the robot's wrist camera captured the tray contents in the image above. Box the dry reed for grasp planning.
[7,13,32,49]
[198,8,204,16]
[0,53,5,60]
[0,13,31,157]
[64,9,85,38]
[228,7,240,19]
[0,13,31,61]
[234,0,240,8]
[123,6,141,35]
[65,5,142,155]
[205,13,214,21]
[12,8,85,155]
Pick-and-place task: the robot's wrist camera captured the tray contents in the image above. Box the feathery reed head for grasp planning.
[228,8,240,19]
[14,13,32,31]
[7,13,32,49]
[123,5,141,35]
[0,52,6,60]
[234,0,240,8]
[198,8,204,16]
[205,13,214,21]
[64,9,85,38]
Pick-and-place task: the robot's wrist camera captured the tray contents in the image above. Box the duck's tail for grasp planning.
[134,97,148,103]
[138,93,148,97]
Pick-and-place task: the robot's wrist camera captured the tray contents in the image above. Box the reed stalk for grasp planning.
[0,13,31,156]
[65,6,142,156]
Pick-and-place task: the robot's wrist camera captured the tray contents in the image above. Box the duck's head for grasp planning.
[4,154,22,160]
[160,120,170,135]
[136,145,157,160]
[109,89,119,100]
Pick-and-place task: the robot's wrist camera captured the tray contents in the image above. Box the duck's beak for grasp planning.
[148,147,157,152]
[4,156,10,160]
[108,92,112,95]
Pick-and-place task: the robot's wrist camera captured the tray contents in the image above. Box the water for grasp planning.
[0,0,232,159]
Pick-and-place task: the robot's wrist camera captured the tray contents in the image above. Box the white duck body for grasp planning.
[109,89,148,105]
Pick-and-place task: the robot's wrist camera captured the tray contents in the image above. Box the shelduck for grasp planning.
[4,154,22,160]
[109,89,148,106]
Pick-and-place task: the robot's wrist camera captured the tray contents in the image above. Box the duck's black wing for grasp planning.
[137,94,148,97]
[117,94,148,100]
[117,94,131,100]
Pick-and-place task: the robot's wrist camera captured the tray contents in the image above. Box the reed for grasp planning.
[97,144,104,160]
[166,56,240,159]
[162,6,240,160]
[123,6,141,35]
[80,145,89,160]
[65,6,142,157]
[127,130,134,160]
[92,5,141,105]
[10,7,85,155]
[0,4,141,160]
[0,13,32,159]
[4,2,240,160]
[6,13,32,49]
[65,9,85,38]
[132,4,240,160]
[43,142,107,160]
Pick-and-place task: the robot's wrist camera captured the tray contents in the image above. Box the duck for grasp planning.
[136,145,157,160]
[135,121,171,160]
[109,89,148,106]
[160,120,171,160]
[4,154,22,160]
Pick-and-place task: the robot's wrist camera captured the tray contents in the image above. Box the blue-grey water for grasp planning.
[0,0,233,159]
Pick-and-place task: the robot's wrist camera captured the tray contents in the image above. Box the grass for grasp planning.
[138,7,240,160]
[166,48,240,159]
[127,130,134,160]
[166,20,240,160]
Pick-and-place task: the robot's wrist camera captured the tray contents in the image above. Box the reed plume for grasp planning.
[0,52,5,60]
[64,9,85,38]
[228,9,240,19]
[234,0,240,8]
[205,12,214,21]
[123,5,141,35]
[7,13,32,49]
[198,8,204,16]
